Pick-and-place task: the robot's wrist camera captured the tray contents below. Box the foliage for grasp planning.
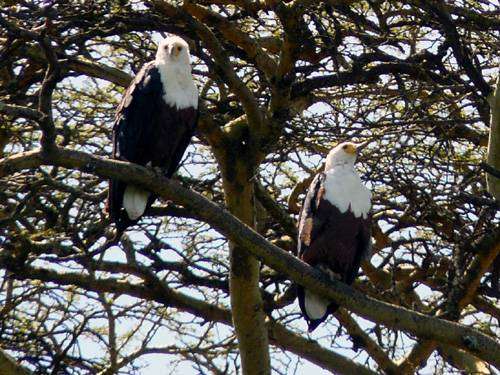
[0,0,499,374]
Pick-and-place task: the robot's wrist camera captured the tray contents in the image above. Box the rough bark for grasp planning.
[211,117,271,373]
[0,348,32,375]
[487,75,500,199]
[439,345,491,374]
[222,168,271,375]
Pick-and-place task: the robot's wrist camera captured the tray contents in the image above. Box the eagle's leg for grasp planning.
[149,165,167,178]
[317,264,342,281]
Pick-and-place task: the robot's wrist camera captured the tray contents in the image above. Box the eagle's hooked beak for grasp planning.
[355,140,371,154]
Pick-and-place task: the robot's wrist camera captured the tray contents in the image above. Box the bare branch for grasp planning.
[37,35,60,153]
[415,0,492,98]
[0,252,377,375]
[66,58,132,88]
[1,147,499,368]
[0,101,42,121]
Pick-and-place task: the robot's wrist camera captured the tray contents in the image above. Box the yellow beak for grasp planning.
[355,141,370,152]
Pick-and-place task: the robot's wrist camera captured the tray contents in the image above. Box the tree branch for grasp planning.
[182,2,277,78]
[335,309,399,374]
[1,147,499,368]
[416,0,492,98]
[268,321,378,375]
[291,61,455,98]
[0,254,377,375]
[66,58,132,88]
[0,101,42,121]
[439,345,491,375]
[37,35,60,153]
[254,181,297,239]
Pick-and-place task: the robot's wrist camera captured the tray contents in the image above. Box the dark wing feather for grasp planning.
[107,62,163,231]
[150,105,198,177]
[107,62,199,232]
[165,108,198,177]
[346,213,372,284]
[113,62,163,165]
[297,173,334,331]
[298,173,327,261]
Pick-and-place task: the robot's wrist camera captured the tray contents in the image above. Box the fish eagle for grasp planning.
[297,142,372,332]
[107,36,199,232]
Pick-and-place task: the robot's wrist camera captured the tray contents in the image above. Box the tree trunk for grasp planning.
[0,348,32,375]
[221,158,271,374]
[486,74,500,199]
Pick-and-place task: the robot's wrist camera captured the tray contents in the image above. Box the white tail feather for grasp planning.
[304,289,329,320]
[123,185,150,220]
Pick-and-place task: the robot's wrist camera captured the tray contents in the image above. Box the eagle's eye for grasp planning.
[342,144,348,149]
[177,46,183,52]
[164,45,169,50]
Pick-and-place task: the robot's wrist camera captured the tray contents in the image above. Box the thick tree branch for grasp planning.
[1,147,499,368]
[66,58,132,88]
[291,61,455,98]
[182,2,277,78]
[0,348,32,375]
[396,341,437,374]
[37,36,60,153]
[0,101,42,121]
[439,345,491,375]
[486,75,500,200]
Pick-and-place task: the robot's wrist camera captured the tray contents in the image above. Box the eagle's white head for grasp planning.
[325,142,365,171]
[155,35,198,110]
[155,36,192,71]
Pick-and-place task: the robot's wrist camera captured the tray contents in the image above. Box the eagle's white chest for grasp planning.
[156,62,198,110]
[323,166,371,218]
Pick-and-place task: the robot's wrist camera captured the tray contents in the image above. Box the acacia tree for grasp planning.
[0,0,499,374]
